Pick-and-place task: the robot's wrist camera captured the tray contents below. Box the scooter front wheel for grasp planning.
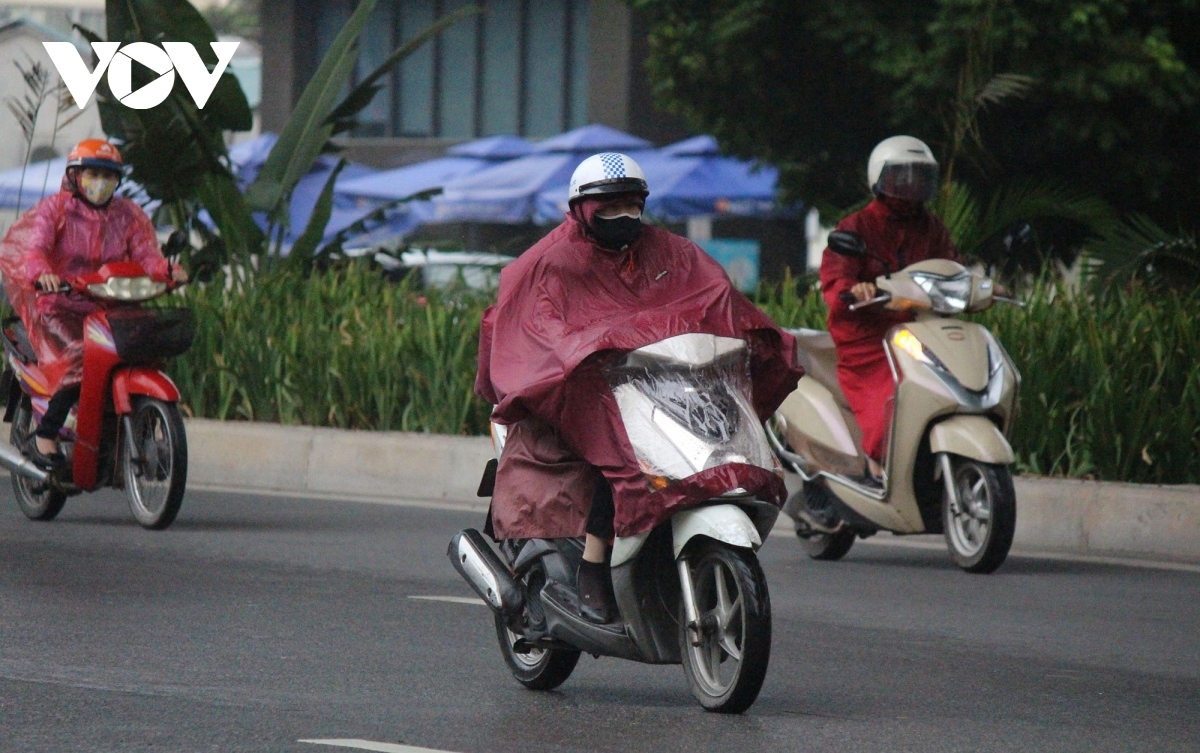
[123,397,187,530]
[943,457,1016,573]
[9,397,66,521]
[679,541,771,714]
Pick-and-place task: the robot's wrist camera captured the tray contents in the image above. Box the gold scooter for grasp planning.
[766,230,1023,573]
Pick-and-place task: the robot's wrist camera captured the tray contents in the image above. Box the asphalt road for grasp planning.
[1,485,1197,753]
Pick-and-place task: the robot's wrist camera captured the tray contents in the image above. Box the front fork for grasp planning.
[939,452,960,515]
[677,557,702,647]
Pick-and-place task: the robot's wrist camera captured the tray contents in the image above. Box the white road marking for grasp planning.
[300,740,458,753]
[407,595,486,606]
[769,527,1200,573]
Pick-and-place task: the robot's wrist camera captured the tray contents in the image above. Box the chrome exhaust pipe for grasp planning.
[447,529,524,616]
[0,442,48,483]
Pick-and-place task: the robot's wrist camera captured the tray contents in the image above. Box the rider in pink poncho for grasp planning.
[0,139,187,469]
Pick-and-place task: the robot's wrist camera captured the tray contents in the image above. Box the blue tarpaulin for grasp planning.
[430,124,653,224]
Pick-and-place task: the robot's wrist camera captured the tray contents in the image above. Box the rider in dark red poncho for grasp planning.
[476,152,801,622]
[820,136,962,481]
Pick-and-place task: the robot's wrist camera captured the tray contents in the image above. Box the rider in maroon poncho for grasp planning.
[0,139,187,469]
[476,152,801,623]
[819,136,962,482]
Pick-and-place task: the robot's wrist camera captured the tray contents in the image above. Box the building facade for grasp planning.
[261,0,686,167]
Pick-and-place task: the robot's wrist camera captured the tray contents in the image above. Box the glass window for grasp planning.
[480,0,522,135]
[398,0,436,137]
[569,0,590,128]
[523,0,567,138]
[438,0,479,138]
[355,1,395,137]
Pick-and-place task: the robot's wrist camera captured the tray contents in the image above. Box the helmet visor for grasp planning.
[875,161,939,202]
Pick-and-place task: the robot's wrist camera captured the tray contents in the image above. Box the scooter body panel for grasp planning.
[670,503,762,558]
[929,415,1015,464]
[73,312,123,490]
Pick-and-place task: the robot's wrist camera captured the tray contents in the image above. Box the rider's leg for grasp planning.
[578,474,617,623]
[33,384,80,461]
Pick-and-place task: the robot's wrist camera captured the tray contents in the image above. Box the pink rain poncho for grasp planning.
[476,208,802,540]
[0,181,169,394]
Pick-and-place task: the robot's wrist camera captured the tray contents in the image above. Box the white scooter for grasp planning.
[450,333,784,713]
[766,231,1023,573]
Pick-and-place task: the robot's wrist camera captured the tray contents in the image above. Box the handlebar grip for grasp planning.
[847,293,891,312]
[838,291,856,304]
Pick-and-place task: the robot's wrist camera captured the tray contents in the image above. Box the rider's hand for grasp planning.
[37,273,61,292]
[170,265,189,284]
[851,282,877,303]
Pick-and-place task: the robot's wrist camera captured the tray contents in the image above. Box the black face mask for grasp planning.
[590,214,643,250]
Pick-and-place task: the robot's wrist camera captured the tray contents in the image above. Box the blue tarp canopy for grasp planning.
[336,135,531,202]
[430,124,653,224]
[228,133,380,245]
[534,135,784,224]
[0,159,67,209]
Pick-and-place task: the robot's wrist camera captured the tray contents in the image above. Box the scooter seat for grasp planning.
[786,328,848,406]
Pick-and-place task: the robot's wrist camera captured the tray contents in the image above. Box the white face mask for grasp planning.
[79,172,119,206]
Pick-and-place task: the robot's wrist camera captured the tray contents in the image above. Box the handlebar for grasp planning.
[993,295,1026,307]
[848,293,892,312]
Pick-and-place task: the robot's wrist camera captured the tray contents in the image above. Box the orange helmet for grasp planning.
[67,139,124,174]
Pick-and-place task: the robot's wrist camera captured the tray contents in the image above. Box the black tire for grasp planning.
[797,527,856,561]
[123,397,187,530]
[494,613,580,690]
[942,457,1016,574]
[679,541,772,714]
[9,397,66,521]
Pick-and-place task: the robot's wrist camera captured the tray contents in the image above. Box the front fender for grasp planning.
[671,504,762,558]
[112,367,180,414]
[929,415,1014,465]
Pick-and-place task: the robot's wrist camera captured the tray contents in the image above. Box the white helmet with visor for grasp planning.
[867,136,939,203]
[568,152,649,205]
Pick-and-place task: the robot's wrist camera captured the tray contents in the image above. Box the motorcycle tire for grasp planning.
[679,540,771,714]
[123,397,187,530]
[797,528,856,561]
[494,617,580,691]
[942,456,1016,574]
[9,397,66,521]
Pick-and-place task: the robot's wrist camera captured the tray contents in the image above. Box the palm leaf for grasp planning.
[289,159,348,269]
[244,0,378,217]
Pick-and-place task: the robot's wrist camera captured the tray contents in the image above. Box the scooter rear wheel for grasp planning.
[123,397,187,530]
[679,541,771,714]
[9,397,66,521]
[494,614,580,690]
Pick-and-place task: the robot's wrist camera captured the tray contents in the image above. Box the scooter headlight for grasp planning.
[910,271,971,314]
[87,276,168,301]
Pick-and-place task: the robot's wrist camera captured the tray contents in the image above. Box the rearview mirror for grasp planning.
[827,230,867,258]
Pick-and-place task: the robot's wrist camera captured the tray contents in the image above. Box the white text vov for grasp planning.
[43,41,240,111]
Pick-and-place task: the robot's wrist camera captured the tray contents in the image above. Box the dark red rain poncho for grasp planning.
[0,181,169,394]
[819,198,961,461]
[476,206,802,540]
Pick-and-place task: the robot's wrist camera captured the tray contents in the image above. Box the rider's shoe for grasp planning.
[29,443,65,471]
[576,559,617,624]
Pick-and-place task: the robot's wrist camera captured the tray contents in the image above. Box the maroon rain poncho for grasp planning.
[0,181,169,394]
[819,197,962,461]
[476,202,802,540]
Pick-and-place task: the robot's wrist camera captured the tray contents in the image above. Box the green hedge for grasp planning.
[169,264,1200,484]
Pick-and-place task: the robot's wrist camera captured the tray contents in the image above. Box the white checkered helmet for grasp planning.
[568,152,649,205]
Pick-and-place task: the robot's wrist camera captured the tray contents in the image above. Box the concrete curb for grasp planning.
[184,418,1200,564]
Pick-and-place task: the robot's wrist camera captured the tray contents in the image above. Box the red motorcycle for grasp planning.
[0,261,193,529]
